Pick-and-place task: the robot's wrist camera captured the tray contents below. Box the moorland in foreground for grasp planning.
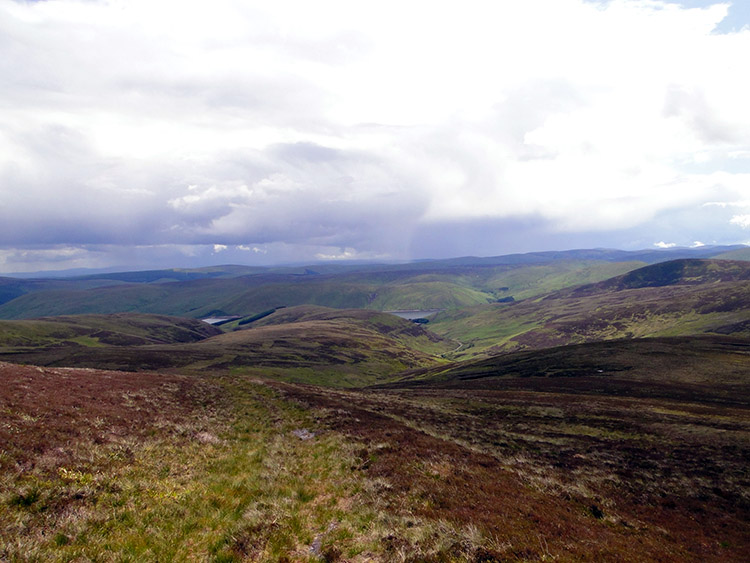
[1,247,748,561]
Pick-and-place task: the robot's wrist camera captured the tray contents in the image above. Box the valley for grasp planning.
[0,247,748,561]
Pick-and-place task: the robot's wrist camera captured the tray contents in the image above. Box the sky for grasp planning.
[1,0,749,273]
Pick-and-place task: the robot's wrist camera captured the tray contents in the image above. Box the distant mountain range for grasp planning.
[0,245,746,320]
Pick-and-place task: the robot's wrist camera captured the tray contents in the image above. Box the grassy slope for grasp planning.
[385,335,750,401]
[0,277,129,307]
[0,261,643,320]
[2,241,745,315]
[0,364,498,561]
[246,306,452,355]
[430,259,750,358]
[275,338,750,563]
[713,246,750,261]
[0,313,221,349]
[183,260,643,314]
[1,260,748,560]
[1,259,746,383]
[0,308,455,387]
[465,260,644,301]
[192,319,450,387]
[3,351,747,561]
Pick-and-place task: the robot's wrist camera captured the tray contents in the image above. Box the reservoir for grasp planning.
[386,309,443,320]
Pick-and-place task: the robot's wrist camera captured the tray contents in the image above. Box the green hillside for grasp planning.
[248,306,451,355]
[712,246,750,261]
[0,245,743,314]
[429,259,750,358]
[1,252,748,562]
[571,258,750,293]
[2,259,747,379]
[0,260,642,320]
[0,308,455,387]
[0,313,221,350]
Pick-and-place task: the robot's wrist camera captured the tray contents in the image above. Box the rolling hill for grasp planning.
[383,335,750,403]
[429,259,750,358]
[1,250,749,561]
[0,259,643,320]
[0,313,221,349]
[1,245,745,320]
[2,258,748,384]
[0,307,456,387]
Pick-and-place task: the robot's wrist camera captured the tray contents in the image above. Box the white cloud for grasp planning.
[0,0,749,270]
[314,247,359,261]
[703,200,750,209]
[730,214,750,228]
[237,245,267,254]
[213,244,228,253]
[654,241,677,248]
[691,240,705,247]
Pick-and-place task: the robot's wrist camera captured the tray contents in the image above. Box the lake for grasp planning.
[386,309,443,320]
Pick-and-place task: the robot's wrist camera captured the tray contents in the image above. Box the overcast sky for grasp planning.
[1,0,749,273]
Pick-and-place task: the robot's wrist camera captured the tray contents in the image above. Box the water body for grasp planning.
[201,316,240,325]
[386,309,443,320]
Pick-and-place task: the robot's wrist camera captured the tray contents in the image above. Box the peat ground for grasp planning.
[1,334,748,561]
[0,363,549,561]
[274,377,749,561]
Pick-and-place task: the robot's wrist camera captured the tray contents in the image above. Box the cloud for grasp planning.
[663,84,739,144]
[237,245,267,254]
[314,248,358,261]
[0,0,749,272]
[703,199,750,209]
[654,241,678,249]
[730,214,750,228]
[0,246,91,266]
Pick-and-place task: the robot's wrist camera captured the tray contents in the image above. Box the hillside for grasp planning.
[2,363,512,561]
[384,335,750,403]
[568,258,750,293]
[189,315,452,386]
[3,244,743,320]
[1,253,748,560]
[0,313,221,349]
[0,308,455,387]
[2,259,747,379]
[0,259,642,320]
[7,356,747,561]
[1,259,747,376]
[429,259,750,358]
[713,246,750,261]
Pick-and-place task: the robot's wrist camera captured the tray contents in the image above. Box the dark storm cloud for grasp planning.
[409,200,748,260]
[0,136,427,252]
[0,0,749,272]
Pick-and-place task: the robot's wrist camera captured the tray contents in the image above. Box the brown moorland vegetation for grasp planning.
[1,258,748,561]
[0,308,455,387]
[0,362,522,561]
[274,363,750,561]
[1,334,749,561]
[429,261,750,358]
